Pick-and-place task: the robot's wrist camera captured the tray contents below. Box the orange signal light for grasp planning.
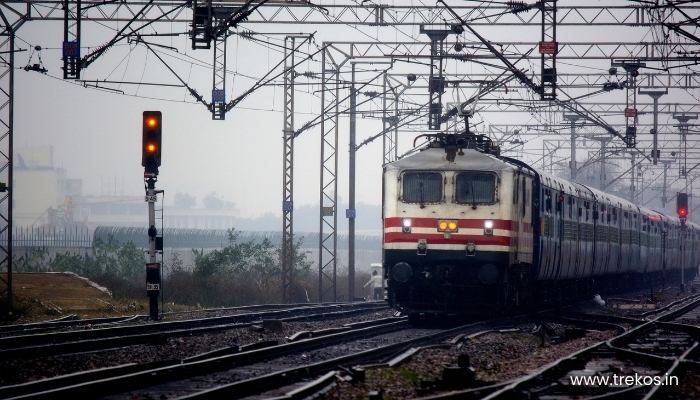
[146,117,159,129]
[437,220,458,233]
[146,143,157,153]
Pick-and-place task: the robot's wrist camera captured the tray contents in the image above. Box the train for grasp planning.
[382,133,700,317]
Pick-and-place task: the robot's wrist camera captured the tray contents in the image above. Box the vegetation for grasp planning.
[11,229,315,307]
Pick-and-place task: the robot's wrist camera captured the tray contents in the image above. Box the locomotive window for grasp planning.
[455,173,496,204]
[402,172,443,203]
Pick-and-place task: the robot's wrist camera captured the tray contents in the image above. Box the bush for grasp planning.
[168,229,313,306]
[13,230,315,308]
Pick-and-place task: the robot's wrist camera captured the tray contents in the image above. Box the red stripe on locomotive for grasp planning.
[384,232,512,246]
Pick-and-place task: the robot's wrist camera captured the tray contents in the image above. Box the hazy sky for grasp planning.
[12,1,700,220]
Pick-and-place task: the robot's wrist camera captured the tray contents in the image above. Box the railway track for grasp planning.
[0,315,411,399]
[127,318,513,400]
[0,302,387,359]
[457,293,700,399]
[0,301,355,337]
[0,315,146,337]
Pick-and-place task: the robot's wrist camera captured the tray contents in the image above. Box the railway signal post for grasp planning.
[142,111,163,320]
[677,192,689,292]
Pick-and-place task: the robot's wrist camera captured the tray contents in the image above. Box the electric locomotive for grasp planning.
[383,133,700,316]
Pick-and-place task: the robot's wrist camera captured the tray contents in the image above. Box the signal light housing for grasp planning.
[677,192,689,222]
[142,111,162,174]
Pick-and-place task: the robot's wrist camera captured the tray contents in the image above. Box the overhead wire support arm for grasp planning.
[224,33,315,113]
[439,0,645,156]
[294,67,393,140]
[75,0,187,76]
[137,38,210,109]
[437,0,543,97]
[210,0,270,39]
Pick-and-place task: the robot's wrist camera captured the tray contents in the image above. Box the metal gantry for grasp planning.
[62,0,81,79]
[0,5,26,317]
[318,44,339,302]
[539,0,557,100]
[381,74,400,165]
[281,36,296,303]
[210,30,227,120]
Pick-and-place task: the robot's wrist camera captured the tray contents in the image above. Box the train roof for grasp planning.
[385,147,511,172]
[390,145,700,230]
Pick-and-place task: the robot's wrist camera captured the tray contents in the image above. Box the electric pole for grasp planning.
[563,113,580,181]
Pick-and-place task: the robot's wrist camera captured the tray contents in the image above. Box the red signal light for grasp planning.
[678,207,688,218]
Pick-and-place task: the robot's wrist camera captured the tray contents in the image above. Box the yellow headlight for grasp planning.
[437,220,458,232]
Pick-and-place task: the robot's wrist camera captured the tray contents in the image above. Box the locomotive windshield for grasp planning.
[455,173,496,204]
[402,172,442,203]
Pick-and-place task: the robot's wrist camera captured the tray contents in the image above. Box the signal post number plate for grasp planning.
[147,283,160,291]
[145,194,158,202]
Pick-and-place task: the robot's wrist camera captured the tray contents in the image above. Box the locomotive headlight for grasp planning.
[483,220,494,236]
[402,218,412,233]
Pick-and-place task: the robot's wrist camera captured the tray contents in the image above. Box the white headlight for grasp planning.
[484,220,494,229]
[402,218,412,228]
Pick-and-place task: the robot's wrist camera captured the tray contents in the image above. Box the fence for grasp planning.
[7,226,92,249]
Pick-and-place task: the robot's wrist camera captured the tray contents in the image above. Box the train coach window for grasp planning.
[455,173,496,204]
[544,190,552,212]
[402,172,443,203]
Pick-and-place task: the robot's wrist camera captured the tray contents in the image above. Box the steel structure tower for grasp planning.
[0,6,27,318]
[318,45,339,302]
[9,2,700,27]
[421,26,452,130]
[563,113,580,180]
[281,36,295,303]
[639,88,667,165]
[381,74,400,165]
[387,71,700,91]
[674,113,698,179]
[211,31,227,120]
[348,63,357,302]
[62,0,82,79]
[539,0,557,100]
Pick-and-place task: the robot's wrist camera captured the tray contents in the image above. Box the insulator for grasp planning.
[507,1,529,14]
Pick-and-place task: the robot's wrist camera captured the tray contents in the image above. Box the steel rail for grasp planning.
[0,303,387,358]
[481,294,700,399]
[1,318,410,399]
[176,319,509,400]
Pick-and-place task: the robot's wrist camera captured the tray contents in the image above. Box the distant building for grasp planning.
[15,146,82,227]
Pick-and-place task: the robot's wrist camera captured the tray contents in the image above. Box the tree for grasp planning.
[174,192,197,209]
[202,192,236,211]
